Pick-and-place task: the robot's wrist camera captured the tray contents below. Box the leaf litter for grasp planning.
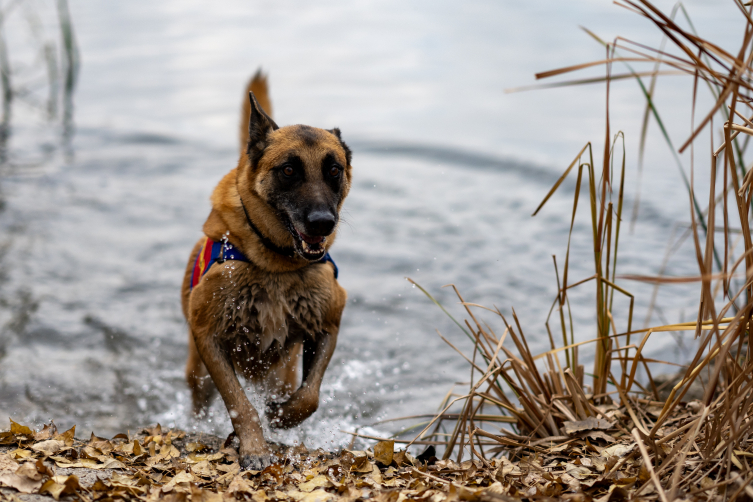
[0,403,718,502]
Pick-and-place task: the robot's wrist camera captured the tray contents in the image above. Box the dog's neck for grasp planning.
[203,168,334,274]
[235,178,297,260]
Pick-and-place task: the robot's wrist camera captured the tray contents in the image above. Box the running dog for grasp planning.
[181,71,351,470]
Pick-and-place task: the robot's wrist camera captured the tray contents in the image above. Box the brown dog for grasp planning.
[181,71,351,469]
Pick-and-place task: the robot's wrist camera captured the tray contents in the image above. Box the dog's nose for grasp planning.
[305,210,336,236]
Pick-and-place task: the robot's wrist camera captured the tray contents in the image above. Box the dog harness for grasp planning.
[190,237,338,290]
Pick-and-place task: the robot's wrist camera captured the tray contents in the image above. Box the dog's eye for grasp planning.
[282,165,295,177]
[329,166,340,177]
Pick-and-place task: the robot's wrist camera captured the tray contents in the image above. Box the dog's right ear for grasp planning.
[246,91,279,161]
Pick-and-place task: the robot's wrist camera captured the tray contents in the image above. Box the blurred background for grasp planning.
[0,0,743,448]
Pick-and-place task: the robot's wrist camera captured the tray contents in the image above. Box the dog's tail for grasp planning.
[240,69,273,153]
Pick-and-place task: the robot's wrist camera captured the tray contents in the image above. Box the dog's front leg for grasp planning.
[193,329,273,469]
[266,329,338,428]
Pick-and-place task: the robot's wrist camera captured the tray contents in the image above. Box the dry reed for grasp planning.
[398,1,753,499]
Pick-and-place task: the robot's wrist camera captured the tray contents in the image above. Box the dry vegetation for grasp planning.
[389,0,753,500]
[3,0,753,501]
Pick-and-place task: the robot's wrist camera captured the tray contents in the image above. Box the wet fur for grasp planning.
[182,71,351,469]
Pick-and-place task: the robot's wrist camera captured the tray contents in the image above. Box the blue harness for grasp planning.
[190,238,338,290]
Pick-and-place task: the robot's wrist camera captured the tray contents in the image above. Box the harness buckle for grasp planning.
[217,241,226,264]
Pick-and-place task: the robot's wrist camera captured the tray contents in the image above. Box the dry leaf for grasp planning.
[39,475,80,501]
[579,430,616,443]
[252,490,269,502]
[374,440,395,466]
[53,425,75,447]
[600,443,635,458]
[288,489,335,502]
[0,461,44,493]
[226,475,256,495]
[186,442,209,453]
[10,449,31,460]
[298,474,332,492]
[34,423,57,442]
[31,440,65,456]
[350,455,372,473]
[191,460,214,479]
[563,417,615,435]
[564,463,595,480]
[0,454,19,474]
[9,419,34,438]
[163,471,195,494]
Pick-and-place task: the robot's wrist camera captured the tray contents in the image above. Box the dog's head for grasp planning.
[239,92,352,262]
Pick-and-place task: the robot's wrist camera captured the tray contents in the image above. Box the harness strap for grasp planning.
[190,237,338,290]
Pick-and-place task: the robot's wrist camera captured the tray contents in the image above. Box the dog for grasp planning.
[181,70,351,470]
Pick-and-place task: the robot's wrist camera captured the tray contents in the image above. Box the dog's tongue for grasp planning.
[299,232,324,245]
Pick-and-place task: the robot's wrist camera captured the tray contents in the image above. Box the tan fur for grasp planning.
[183,69,351,468]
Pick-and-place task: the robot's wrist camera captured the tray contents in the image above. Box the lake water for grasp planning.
[0,0,742,448]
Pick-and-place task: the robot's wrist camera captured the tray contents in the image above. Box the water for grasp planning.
[0,1,741,447]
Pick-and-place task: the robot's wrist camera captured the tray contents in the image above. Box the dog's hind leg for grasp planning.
[186,329,217,414]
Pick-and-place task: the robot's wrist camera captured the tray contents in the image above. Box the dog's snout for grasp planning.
[305,210,336,236]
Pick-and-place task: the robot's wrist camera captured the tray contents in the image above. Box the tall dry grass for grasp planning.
[404,0,753,498]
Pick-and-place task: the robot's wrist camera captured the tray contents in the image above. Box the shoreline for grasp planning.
[0,401,717,502]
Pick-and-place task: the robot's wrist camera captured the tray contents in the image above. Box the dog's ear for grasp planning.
[246,91,279,161]
[328,128,352,166]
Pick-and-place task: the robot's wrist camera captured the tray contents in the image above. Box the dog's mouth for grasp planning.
[290,227,327,261]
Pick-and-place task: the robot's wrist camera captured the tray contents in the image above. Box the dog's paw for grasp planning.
[240,453,275,471]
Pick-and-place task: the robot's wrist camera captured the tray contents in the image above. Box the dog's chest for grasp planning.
[216,262,331,351]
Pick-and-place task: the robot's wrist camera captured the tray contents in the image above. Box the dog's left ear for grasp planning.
[328,128,352,166]
[246,91,279,161]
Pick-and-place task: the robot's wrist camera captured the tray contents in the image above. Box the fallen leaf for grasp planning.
[600,443,635,459]
[39,479,65,500]
[226,475,256,495]
[563,417,615,435]
[298,475,332,492]
[564,463,595,480]
[9,419,33,438]
[186,442,209,453]
[578,430,616,443]
[288,489,335,502]
[496,457,522,477]
[191,460,214,479]
[34,423,57,441]
[216,462,240,475]
[39,475,81,501]
[594,484,629,502]
[112,472,139,487]
[143,424,162,436]
[252,490,269,502]
[31,439,65,456]
[374,440,395,466]
[350,455,372,473]
[53,425,76,447]
[0,461,44,493]
[393,450,410,467]
[10,449,31,460]
[163,471,195,493]
[101,457,128,469]
[0,454,19,473]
